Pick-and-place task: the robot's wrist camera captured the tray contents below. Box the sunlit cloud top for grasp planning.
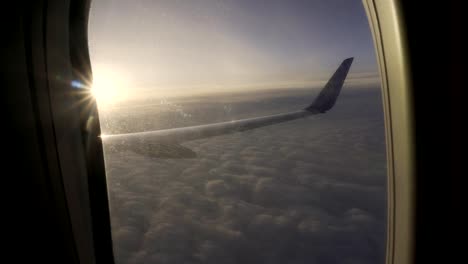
[88,0,378,98]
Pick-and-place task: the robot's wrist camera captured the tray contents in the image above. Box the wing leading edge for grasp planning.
[103,58,353,158]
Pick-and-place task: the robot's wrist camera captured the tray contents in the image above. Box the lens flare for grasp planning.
[91,67,129,107]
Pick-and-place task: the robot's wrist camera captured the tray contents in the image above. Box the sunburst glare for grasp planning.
[91,66,129,108]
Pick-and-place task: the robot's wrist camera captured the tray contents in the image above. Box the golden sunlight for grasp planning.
[91,66,129,107]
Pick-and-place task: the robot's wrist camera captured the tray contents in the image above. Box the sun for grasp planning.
[91,66,129,107]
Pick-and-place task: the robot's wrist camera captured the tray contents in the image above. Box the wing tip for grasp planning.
[305,57,354,113]
[344,57,354,65]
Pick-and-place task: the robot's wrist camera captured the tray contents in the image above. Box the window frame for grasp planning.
[54,0,416,263]
[363,1,415,264]
[41,0,115,262]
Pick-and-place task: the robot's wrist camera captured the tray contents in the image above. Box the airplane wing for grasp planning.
[102,57,353,158]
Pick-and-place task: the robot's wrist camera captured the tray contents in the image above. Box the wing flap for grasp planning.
[104,140,197,159]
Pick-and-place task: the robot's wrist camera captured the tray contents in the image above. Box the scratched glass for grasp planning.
[89,1,387,263]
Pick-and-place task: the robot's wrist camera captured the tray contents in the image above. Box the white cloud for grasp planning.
[103,87,387,264]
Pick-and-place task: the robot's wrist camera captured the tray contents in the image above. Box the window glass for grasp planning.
[89,1,387,263]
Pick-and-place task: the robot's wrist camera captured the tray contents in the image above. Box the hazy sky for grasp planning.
[89,0,378,94]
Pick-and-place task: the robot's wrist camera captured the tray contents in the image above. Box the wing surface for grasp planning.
[102,58,354,158]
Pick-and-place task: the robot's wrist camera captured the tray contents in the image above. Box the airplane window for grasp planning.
[88,0,387,263]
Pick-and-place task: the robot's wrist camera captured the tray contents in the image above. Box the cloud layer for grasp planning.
[102,87,387,264]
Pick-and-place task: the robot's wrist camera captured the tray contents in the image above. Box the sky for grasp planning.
[88,0,379,97]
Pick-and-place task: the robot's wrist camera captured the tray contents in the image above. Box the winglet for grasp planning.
[305,57,354,113]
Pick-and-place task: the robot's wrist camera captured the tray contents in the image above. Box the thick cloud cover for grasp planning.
[101,87,387,264]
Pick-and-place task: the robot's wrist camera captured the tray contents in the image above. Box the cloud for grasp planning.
[103,87,387,264]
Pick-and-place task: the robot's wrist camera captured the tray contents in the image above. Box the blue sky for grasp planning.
[89,0,378,95]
